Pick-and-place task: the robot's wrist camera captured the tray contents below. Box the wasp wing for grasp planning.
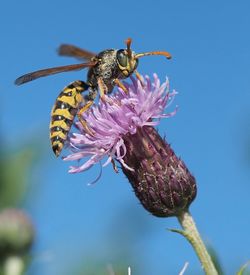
[58,44,96,61]
[15,62,96,85]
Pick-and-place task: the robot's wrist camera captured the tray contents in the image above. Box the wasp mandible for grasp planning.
[15,38,172,157]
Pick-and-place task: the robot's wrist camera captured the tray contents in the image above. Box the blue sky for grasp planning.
[1,0,250,274]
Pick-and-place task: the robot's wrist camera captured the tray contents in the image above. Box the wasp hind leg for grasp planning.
[77,101,94,135]
[77,87,98,135]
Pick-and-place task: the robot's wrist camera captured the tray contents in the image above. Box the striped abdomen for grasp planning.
[50,80,88,157]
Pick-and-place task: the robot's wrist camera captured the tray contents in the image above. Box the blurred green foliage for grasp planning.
[237,261,250,275]
[0,137,38,275]
[0,147,36,208]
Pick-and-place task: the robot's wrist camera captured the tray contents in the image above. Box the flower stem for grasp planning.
[175,210,218,275]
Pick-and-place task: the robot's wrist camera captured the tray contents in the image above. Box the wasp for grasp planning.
[15,38,172,157]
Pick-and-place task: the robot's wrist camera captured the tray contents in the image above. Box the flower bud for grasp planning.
[120,126,197,217]
[0,209,34,257]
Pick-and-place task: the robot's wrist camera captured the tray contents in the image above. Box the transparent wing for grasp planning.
[58,44,96,61]
[15,62,96,85]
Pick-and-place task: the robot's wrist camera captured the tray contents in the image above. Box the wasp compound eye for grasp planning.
[116,50,128,67]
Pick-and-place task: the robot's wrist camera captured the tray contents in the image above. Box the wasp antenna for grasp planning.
[135,51,172,60]
[125,38,132,58]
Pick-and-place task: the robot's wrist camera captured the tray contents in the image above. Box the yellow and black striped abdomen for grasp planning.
[50,80,88,157]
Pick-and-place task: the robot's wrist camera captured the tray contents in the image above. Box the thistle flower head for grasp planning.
[64,74,176,173]
[64,74,197,217]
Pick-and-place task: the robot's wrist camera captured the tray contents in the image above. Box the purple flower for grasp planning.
[64,74,176,173]
[64,74,197,217]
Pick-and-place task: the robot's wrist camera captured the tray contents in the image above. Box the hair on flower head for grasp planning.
[63,74,177,174]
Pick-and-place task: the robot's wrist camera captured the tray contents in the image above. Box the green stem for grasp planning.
[176,210,218,275]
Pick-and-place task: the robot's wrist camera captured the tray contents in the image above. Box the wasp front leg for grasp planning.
[97,78,115,105]
[112,78,128,94]
[97,78,109,100]
[134,70,144,87]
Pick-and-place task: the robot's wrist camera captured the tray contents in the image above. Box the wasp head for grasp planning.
[116,38,138,77]
[116,38,172,78]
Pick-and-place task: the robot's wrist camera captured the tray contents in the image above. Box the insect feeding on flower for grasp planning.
[15,38,171,157]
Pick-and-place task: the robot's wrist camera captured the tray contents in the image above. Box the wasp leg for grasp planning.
[77,100,95,135]
[97,78,114,104]
[113,78,128,94]
[97,78,109,100]
[134,70,145,86]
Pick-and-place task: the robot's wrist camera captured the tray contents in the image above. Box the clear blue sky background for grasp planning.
[1,0,250,274]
